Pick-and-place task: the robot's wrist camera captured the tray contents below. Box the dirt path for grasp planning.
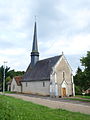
[4,93,90,115]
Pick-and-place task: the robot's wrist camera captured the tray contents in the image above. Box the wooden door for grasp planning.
[62,88,66,97]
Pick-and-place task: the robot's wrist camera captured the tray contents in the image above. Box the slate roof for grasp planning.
[22,55,62,82]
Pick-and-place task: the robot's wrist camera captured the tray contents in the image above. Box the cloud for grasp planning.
[0,48,25,56]
[55,0,90,33]
[39,33,90,58]
[0,0,90,73]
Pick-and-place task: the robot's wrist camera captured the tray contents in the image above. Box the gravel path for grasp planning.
[23,94,90,106]
[4,93,90,115]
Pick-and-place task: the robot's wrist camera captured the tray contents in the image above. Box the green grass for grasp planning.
[0,95,90,120]
[5,91,17,94]
[65,98,90,102]
[65,95,90,102]
[76,95,90,99]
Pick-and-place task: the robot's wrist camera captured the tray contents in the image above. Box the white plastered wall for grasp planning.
[22,80,50,96]
[11,78,21,92]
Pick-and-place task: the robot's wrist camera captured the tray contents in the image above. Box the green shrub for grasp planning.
[75,86,82,95]
[85,93,90,96]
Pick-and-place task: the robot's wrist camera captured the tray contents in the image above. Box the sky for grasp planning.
[0,0,90,74]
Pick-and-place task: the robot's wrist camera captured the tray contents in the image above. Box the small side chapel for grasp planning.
[21,22,75,97]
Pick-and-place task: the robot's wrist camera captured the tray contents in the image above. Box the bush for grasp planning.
[85,93,90,96]
[75,86,82,95]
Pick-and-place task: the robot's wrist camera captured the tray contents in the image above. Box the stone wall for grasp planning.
[22,80,50,96]
[55,56,72,84]
[50,56,74,97]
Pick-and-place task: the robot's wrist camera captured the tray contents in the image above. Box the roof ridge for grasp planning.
[38,55,61,62]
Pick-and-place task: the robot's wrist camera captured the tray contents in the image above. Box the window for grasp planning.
[13,85,15,90]
[43,82,45,87]
[63,72,65,80]
[26,82,28,87]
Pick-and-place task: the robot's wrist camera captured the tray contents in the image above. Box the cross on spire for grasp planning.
[35,16,37,22]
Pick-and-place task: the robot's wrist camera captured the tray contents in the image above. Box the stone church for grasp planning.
[21,22,75,97]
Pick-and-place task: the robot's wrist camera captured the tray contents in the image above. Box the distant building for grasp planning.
[85,88,90,94]
[21,22,75,97]
[10,76,22,92]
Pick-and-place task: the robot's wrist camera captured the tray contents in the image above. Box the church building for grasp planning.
[21,22,75,97]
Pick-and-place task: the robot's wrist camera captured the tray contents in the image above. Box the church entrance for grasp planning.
[62,88,66,97]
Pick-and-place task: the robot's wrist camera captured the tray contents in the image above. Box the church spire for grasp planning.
[31,21,39,68]
[32,21,38,52]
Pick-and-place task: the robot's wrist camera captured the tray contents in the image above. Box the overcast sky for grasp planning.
[0,0,90,74]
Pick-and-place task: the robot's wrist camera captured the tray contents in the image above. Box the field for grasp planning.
[0,95,90,120]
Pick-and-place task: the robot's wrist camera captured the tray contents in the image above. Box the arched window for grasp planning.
[63,72,65,80]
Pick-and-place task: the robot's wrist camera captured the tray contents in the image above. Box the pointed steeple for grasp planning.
[31,21,39,68]
[32,22,38,52]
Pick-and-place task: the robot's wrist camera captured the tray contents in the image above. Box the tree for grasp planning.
[74,67,83,94]
[80,51,90,71]
[0,65,25,91]
[7,70,25,79]
[74,67,82,85]
[80,51,90,90]
[0,66,10,91]
[74,51,90,94]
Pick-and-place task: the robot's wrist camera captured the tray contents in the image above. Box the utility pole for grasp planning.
[3,61,7,94]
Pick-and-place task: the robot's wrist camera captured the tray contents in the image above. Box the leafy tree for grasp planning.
[74,67,82,86]
[74,51,90,94]
[6,76,12,83]
[0,66,10,91]
[80,51,90,90]
[80,51,90,71]
[0,65,25,91]
[7,70,24,79]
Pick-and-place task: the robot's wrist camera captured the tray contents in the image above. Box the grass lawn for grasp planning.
[76,95,90,99]
[0,95,90,120]
[5,91,17,94]
[65,95,90,102]
[65,98,90,102]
